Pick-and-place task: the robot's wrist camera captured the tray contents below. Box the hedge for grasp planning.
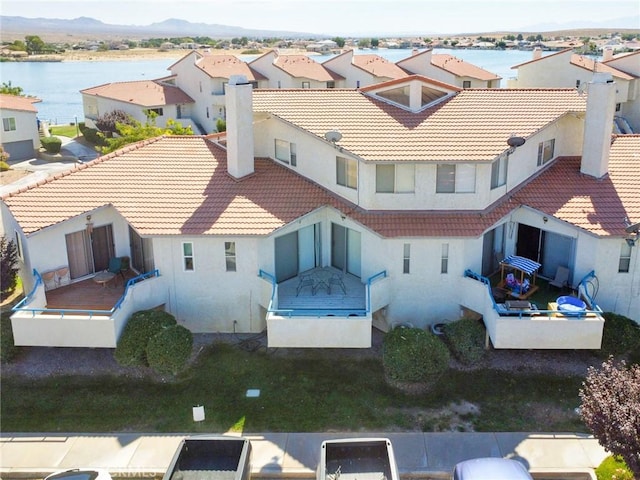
[114,310,176,367]
[40,136,62,154]
[442,317,487,365]
[383,326,450,384]
[146,324,193,375]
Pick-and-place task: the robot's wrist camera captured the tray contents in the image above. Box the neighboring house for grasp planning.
[249,50,345,89]
[5,73,638,352]
[80,79,196,132]
[306,39,338,53]
[0,94,41,161]
[508,48,639,132]
[323,50,408,88]
[167,51,268,133]
[397,49,502,88]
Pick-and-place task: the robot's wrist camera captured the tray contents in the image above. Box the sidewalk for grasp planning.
[0,432,607,479]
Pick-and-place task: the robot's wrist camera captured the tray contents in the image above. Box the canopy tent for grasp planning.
[498,255,541,299]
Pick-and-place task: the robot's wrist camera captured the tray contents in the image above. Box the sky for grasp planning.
[1,0,639,36]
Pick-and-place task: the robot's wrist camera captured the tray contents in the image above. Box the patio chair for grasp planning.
[296,273,314,296]
[55,266,70,287]
[548,266,570,291]
[107,257,124,285]
[328,273,346,295]
[42,270,57,291]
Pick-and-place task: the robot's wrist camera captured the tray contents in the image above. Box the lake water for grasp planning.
[0,48,543,124]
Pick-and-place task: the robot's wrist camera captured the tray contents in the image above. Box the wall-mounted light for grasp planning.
[626,237,636,247]
[543,216,548,223]
[86,215,93,235]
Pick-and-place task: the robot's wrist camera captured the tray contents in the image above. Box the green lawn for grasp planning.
[48,124,81,138]
[1,343,587,433]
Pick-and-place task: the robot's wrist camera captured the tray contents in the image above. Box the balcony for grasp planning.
[11,269,167,348]
[461,270,604,350]
[258,267,389,349]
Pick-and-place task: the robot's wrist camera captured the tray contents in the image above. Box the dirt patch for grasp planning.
[0,168,31,185]
[386,401,481,432]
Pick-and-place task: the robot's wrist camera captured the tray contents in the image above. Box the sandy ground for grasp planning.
[24,47,309,63]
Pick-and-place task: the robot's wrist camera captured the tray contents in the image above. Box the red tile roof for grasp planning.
[194,53,267,81]
[4,135,639,240]
[430,54,501,81]
[0,94,41,112]
[351,54,408,79]
[273,55,343,82]
[513,135,640,236]
[253,86,586,162]
[81,80,194,107]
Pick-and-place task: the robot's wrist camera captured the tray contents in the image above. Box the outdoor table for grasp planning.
[93,271,116,289]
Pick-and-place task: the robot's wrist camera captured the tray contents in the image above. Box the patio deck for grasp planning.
[277,267,366,311]
[45,271,136,311]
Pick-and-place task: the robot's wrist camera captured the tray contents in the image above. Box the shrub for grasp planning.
[146,324,193,375]
[383,326,450,384]
[79,126,105,146]
[595,455,634,480]
[0,310,17,363]
[442,317,487,365]
[216,118,226,132]
[0,236,19,299]
[0,161,9,172]
[599,313,640,364]
[114,310,177,367]
[40,136,62,154]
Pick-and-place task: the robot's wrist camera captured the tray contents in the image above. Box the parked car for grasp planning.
[453,457,533,480]
[44,469,112,480]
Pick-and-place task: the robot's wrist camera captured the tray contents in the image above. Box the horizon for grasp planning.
[1,0,639,36]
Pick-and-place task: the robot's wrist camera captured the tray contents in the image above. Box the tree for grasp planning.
[332,37,346,48]
[25,35,46,54]
[371,38,379,48]
[357,38,370,48]
[95,109,134,134]
[0,81,24,96]
[0,236,20,299]
[579,357,640,477]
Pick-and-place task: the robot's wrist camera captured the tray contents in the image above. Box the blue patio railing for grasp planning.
[12,269,160,319]
[464,268,603,319]
[258,269,387,318]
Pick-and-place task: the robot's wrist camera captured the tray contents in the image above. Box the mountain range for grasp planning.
[1,15,638,42]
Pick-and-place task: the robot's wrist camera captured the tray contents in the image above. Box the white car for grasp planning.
[453,458,533,480]
[44,469,113,480]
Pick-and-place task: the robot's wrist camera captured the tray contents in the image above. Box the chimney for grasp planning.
[225,75,254,179]
[602,46,614,62]
[532,47,542,60]
[580,72,616,179]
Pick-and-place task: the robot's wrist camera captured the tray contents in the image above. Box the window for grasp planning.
[148,107,164,116]
[463,80,471,89]
[327,81,335,88]
[619,241,632,273]
[491,154,508,189]
[615,103,621,112]
[3,117,16,132]
[225,241,236,272]
[403,244,410,274]
[441,243,449,274]
[14,230,23,260]
[537,139,555,166]
[275,139,297,166]
[436,164,476,193]
[182,242,194,271]
[302,81,311,88]
[336,156,357,189]
[575,79,581,89]
[376,164,415,193]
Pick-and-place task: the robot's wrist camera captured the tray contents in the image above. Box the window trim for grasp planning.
[491,154,508,189]
[336,156,358,190]
[403,243,410,274]
[376,164,415,193]
[225,241,237,272]
[537,138,555,166]
[619,241,632,273]
[275,139,297,166]
[3,117,16,132]
[441,243,449,274]
[436,164,476,193]
[182,242,194,271]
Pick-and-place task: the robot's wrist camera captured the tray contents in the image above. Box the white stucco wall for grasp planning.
[0,108,39,154]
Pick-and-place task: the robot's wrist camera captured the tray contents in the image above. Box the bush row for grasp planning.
[40,136,61,154]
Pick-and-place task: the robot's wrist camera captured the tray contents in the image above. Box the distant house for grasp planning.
[249,50,345,89]
[80,79,196,131]
[323,49,408,88]
[5,73,638,352]
[397,49,502,88]
[0,94,41,161]
[508,48,639,131]
[167,51,268,132]
[306,39,338,53]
